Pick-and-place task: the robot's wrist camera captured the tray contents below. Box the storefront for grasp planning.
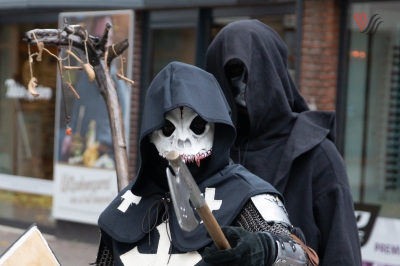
[2,0,399,263]
[3,1,399,263]
[0,2,140,235]
[344,1,400,265]
[0,20,59,230]
[147,4,298,84]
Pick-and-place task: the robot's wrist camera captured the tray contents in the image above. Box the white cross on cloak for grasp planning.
[118,190,142,213]
[120,223,202,266]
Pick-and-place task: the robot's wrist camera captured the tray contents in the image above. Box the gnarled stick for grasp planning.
[24,23,130,192]
[105,39,129,66]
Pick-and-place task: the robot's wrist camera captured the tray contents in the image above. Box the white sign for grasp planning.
[5,79,52,101]
[52,164,118,225]
[362,217,400,266]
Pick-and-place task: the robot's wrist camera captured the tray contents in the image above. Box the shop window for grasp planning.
[0,23,57,180]
[345,2,400,219]
[151,28,196,80]
[148,10,197,82]
[148,11,296,86]
[0,22,58,226]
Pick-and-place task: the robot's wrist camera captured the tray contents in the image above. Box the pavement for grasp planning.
[0,225,98,266]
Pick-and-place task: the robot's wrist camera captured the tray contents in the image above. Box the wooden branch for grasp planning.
[23,23,130,192]
[24,29,83,50]
[106,39,129,66]
[24,27,129,68]
[94,65,129,191]
[62,24,98,55]
[99,23,113,52]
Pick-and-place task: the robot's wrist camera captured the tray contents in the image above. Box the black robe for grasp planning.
[206,19,362,265]
[98,62,280,265]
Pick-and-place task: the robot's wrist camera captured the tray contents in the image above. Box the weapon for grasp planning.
[166,150,231,250]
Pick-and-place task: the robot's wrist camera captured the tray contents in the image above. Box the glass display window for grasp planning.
[0,22,58,226]
[151,28,196,80]
[345,2,400,219]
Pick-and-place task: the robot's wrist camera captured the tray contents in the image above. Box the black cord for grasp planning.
[142,197,170,245]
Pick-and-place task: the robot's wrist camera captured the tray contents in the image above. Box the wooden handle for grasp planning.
[167,150,181,167]
[62,66,83,70]
[196,203,231,250]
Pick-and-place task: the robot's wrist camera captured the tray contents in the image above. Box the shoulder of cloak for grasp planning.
[98,163,280,251]
[98,180,165,243]
[274,110,336,192]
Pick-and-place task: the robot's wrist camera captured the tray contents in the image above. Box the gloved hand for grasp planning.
[202,226,277,266]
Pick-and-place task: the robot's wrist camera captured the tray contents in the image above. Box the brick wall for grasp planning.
[300,0,340,111]
[128,11,142,181]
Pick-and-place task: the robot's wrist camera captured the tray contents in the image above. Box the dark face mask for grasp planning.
[225,59,247,107]
[225,59,250,142]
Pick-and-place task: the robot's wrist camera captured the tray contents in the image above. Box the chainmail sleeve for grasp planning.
[233,196,316,266]
[93,236,114,266]
[234,200,292,236]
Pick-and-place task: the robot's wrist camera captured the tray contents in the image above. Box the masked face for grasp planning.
[149,107,214,167]
[225,59,247,107]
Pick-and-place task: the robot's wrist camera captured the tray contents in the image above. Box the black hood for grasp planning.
[206,20,309,148]
[98,62,279,251]
[132,62,236,196]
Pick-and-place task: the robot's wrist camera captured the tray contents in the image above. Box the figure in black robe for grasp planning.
[95,62,313,266]
[206,20,361,265]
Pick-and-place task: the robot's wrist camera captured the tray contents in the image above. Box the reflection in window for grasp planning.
[0,23,57,180]
[151,28,196,80]
[0,22,58,227]
[345,2,400,219]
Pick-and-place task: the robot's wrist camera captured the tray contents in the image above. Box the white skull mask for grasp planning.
[149,107,214,166]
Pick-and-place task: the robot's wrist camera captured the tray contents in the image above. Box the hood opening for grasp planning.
[131,62,236,196]
[206,20,309,151]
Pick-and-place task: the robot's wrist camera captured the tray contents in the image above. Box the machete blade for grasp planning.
[166,167,199,232]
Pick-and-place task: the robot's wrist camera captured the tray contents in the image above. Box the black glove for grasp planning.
[202,226,277,266]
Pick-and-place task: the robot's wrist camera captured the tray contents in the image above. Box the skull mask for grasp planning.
[149,106,214,167]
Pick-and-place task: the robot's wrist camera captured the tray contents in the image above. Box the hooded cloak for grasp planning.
[98,62,279,266]
[206,20,361,265]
